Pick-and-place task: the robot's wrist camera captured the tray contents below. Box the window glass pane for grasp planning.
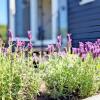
[37,0,52,40]
[23,0,30,37]
[59,0,68,37]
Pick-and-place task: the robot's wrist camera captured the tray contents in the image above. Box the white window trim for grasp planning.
[12,37,56,46]
[29,0,57,46]
[79,0,95,5]
[10,0,16,15]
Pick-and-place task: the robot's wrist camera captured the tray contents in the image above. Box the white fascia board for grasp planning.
[79,0,95,5]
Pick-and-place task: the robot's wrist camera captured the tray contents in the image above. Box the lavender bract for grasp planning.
[47,44,55,54]
[8,29,13,41]
[27,31,32,40]
[28,42,33,49]
[17,39,22,47]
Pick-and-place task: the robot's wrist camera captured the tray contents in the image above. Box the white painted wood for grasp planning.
[80,0,95,5]
[33,0,58,46]
[30,0,38,42]
[13,37,56,46]
[52,0,59,43]
[9,0,15,37]
[14,0,58,46]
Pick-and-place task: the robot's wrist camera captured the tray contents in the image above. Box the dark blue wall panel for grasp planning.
[68,0,100,47]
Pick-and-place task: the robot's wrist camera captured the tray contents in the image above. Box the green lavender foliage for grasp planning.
[40,53,100,99]
[0,40,100,100]
[0,51,41,100]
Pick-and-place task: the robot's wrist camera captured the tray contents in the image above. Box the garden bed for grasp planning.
[0,31,100,100]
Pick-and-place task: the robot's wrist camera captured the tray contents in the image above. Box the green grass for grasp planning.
[0,25,7,41]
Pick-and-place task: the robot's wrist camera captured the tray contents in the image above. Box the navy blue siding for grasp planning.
[68,0,100,47]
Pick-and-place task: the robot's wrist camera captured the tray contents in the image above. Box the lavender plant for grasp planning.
[39,34,100,99]
[0,31,41,100]
[41,53,99,99]
[0,29,100,100]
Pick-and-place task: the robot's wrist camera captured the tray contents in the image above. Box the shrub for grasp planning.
[40,53,99,99]
[0,30,100,100]
[0,53,41,100]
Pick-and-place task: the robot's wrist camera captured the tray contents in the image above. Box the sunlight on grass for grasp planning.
[0,25,7,41]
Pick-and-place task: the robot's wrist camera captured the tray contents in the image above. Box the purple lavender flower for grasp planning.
[8,29,13,40]
[16,39,22,47]
[57,34,62,43]
[79,42,84,48]
[81,53,87,61]
[51,44,55,53]
[27,31,32,40]
[67,33,72,42]
[56,34,62,51]
[79,42,85,53]
[1,48,7,56]
[67,33,72,52]
[28,42,33,49]
[97,39,100,42]
[2,48,7,53]
[47,44,55,54]
[92,50,97,58]
[97,39,100,46]
[33,53,37,60]
[72,48,78,54]
[58,51,66,57]
[22,41,25,47]
[79,48,85,54]
[56,42,61,49]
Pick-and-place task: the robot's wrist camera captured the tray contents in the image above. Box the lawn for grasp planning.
[0,25,7,41]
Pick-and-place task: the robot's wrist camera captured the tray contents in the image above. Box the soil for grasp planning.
[37,94,79,100]
[36,81,79,100]
[34,82,100,100]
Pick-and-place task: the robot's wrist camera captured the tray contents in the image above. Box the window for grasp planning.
[79,0,95,5]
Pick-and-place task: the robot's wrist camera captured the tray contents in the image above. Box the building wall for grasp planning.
[9,0,100,47]
[68,0,100,47]
[9,0,68,45]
